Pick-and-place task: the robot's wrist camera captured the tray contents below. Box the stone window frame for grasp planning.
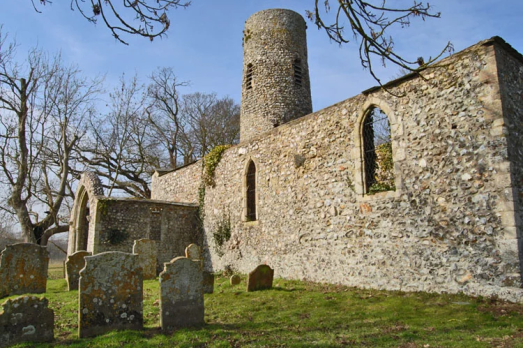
[352,98,404,200]
[242,158,259,223]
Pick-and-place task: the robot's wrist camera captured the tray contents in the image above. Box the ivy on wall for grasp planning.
[203,145,232,187]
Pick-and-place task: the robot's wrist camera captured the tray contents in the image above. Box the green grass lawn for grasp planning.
[4,274,523,347]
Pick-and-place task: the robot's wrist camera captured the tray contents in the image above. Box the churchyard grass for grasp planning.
[47,261,65,280]
[4,274,523,347]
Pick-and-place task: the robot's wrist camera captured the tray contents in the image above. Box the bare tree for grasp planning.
[32,0,191,45]
[181,92,239,162]
[146,67,187,168]
[0,29,101,245]
[76,74,157,198]
[308,1,453,86]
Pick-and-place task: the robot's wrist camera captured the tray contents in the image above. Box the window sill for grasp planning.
[243,220,259,226]
[357,189,401,202]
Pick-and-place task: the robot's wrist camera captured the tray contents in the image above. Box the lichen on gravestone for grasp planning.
[78,251,143,338]
[133,239,157,280]
[0,243,49,299]
[159,256,204,331]
[0,296,54,347]
[66,250,91,291]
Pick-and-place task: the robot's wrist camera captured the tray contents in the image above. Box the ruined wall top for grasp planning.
[240,8,313,142]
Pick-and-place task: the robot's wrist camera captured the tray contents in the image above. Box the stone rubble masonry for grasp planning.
[0,243,49,299]
[247,265,274,292]
[0,296,54,347]
[159,256,204,330]
[68,172,201,270]
[66,250,91,291]
[79,252,143,338]
[240,9,312,142]
[133,239,158,280]
[151,37,523,303]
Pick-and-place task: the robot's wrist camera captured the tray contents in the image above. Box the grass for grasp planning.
[48,261,65,280]
[3,274,523,347]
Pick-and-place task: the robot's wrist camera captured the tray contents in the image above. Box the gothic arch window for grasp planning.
[246,160,257,221]
[293,59,302,87]
[245,63,253,90]
[361,107,395,194]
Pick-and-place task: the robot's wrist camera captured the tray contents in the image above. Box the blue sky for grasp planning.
[2,1,523,111]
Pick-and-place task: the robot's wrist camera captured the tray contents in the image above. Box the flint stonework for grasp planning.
[0,296,54,347]
[160,257,204,330]
[79,252,143,338]
[151,36,523,303]
[133,239,157,280]
[247,265,274,292]
[66,251,91,291]
[0,243,49,299]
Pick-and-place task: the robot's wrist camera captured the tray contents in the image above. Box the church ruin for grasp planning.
[69,9,523,302]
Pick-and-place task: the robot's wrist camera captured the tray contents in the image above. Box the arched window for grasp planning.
[293,59,302,87]
[246,161,257,221]
[362,107,395,194]
[245,64,253,90]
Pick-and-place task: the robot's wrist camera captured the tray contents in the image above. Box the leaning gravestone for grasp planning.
[133,239,157,280]
[79,252,143,338]
[0,243,49,299]
[247,265,274,292]
[160,257,204,330]
[66,250,91,291]
[0,296,54,348]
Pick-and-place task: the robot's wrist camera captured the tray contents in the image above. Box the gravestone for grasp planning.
[160,257,204,330]
[133,239,157,280]
[247,265,274,292]
[185,243,201,260]
[0,296,54,347]
[185,243,213,294]
[0,243,49,299]
[230,274,241,286]
[66,251,91,291]
[79,252,143,338]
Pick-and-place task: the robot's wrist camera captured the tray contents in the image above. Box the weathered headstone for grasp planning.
[185,244,213,294]
[247,265,274,292]
[203,272,215,294]
[185,243,201,260]
[0,296,54,347]
[230,274,241,286]
[0,243,49,299]
[160,257,204,330]
[66,251,91,291]
[133,239,157,280]
[79,252,143,338]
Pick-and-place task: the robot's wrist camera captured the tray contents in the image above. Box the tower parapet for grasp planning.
[240,9,313,142]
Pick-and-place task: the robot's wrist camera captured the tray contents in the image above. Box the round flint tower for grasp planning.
[240,9,312,142]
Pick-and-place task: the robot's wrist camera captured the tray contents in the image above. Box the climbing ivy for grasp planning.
[213,210,231,257]
[203,145,231,187]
